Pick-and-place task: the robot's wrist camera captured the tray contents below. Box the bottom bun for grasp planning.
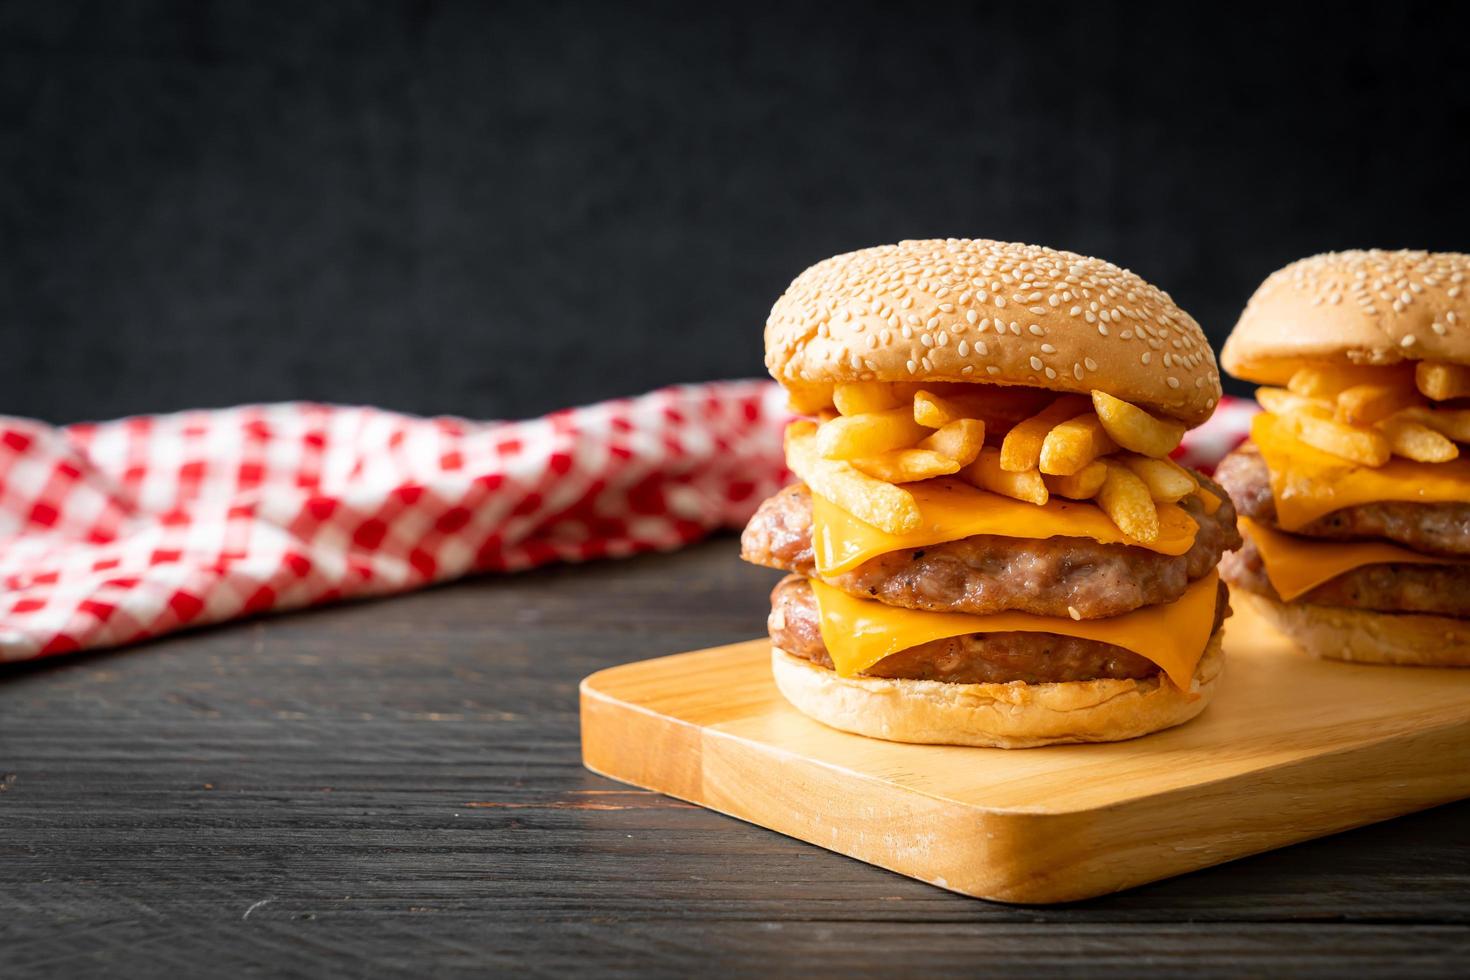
[770,631,1224,749]
[1239,592,1470,667]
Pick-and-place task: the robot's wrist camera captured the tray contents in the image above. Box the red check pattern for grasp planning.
[0,385,1254,663]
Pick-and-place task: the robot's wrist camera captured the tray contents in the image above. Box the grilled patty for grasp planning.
[740,477,1240,619]
[768,575,1228,685]
[1216,443,1470,558]
[1221,535,1470,617]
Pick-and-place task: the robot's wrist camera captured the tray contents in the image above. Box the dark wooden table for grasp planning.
[4,537,1468,977]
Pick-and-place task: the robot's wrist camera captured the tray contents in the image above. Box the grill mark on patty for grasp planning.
[1221,533,1470,618]
[740,476,1240,619]
[768,574,1229,685]
[1216,443,1470,558]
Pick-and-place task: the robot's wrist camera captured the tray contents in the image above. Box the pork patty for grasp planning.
[740,477,1240,619]
[1215,443,1470,557]
[1221,535,1470,617]
[768,575,1228,685]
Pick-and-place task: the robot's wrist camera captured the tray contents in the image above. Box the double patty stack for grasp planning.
[1218,250,1470,665]
[741,239,1242,747]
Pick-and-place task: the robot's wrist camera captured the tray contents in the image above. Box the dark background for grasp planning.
[3,0,1468,424]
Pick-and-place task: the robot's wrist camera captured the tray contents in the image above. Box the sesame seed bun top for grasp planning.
[764,239,1221,426]
[1221,249,1470,384]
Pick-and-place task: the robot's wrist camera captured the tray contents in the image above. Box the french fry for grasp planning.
[1376,415,1460,463]
[834,382,904,416]
[962,448,1049,505]
[785,381,835,415]
[850,449,961,483]
[1193,485,1223,515]
[1276,407,1392,466]
[1043,460,1107,500]
[917,418,985,467]
[784,423,921,533]
[1098,463,1159,543]
[1334,383,1423,425]
[913,390,971,427]
[1256,386,1328,418]
[913,387,1052,432]
[1400,405,1470,442]
[1091,390,1185,457]
[1416,361,1470,402]
[999,395,1090,472]
[1040,413,1117,476]
[1288,363,1411,399]
[816,407,932,460]
[1120,453,1198,503]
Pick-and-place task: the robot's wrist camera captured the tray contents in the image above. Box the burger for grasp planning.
[739,239,1241,747]
[1217,249,1470,666]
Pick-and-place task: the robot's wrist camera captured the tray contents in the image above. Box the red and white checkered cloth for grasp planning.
[0,384,1254,663]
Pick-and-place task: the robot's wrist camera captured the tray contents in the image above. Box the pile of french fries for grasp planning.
[785,382,1208,543]
[1255,360,1470,467]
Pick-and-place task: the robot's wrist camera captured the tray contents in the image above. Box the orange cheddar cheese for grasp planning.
[1239,517,1464,602]
[809,571,1220,693]
[1252,413,1470,531]
[811,477,1198,576]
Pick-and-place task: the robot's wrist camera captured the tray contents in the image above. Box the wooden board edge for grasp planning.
[580,678,705,801]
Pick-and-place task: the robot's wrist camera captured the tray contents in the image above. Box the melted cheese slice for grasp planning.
[1240,516,1464,601]
[811,478,1198,576]
[1252,413,1470,531]
[809,572,1220,692]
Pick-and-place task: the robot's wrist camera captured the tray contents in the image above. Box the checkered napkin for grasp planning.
[0,385,1254,663]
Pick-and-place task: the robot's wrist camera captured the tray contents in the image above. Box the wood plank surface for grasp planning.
[3,537,1469,976]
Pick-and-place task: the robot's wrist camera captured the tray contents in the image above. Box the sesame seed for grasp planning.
[1029,356,1044,370]
[1044,367,1057,379]
[1040,343,1056,353]
[1167,377,1180,388]
[1069,306,1082,316]
[1073,363,1083,380]
[1084,357,1098,371]
[1028,324,1045,336]
[1141,352,1151,365]
[961,365,974,375]
[920,333,933,348]
[906,359,917,373]
[1401,334,1417,347]
[1009,322,1021,336]
[976,341,988,355]
[957,340,970,356]
[1097,324,1109,336]
[995,296,1007,308]
[986,365,1001,375]
[966,309,979,325]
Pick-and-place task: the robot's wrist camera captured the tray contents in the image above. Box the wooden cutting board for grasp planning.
[580,599,1470,904]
